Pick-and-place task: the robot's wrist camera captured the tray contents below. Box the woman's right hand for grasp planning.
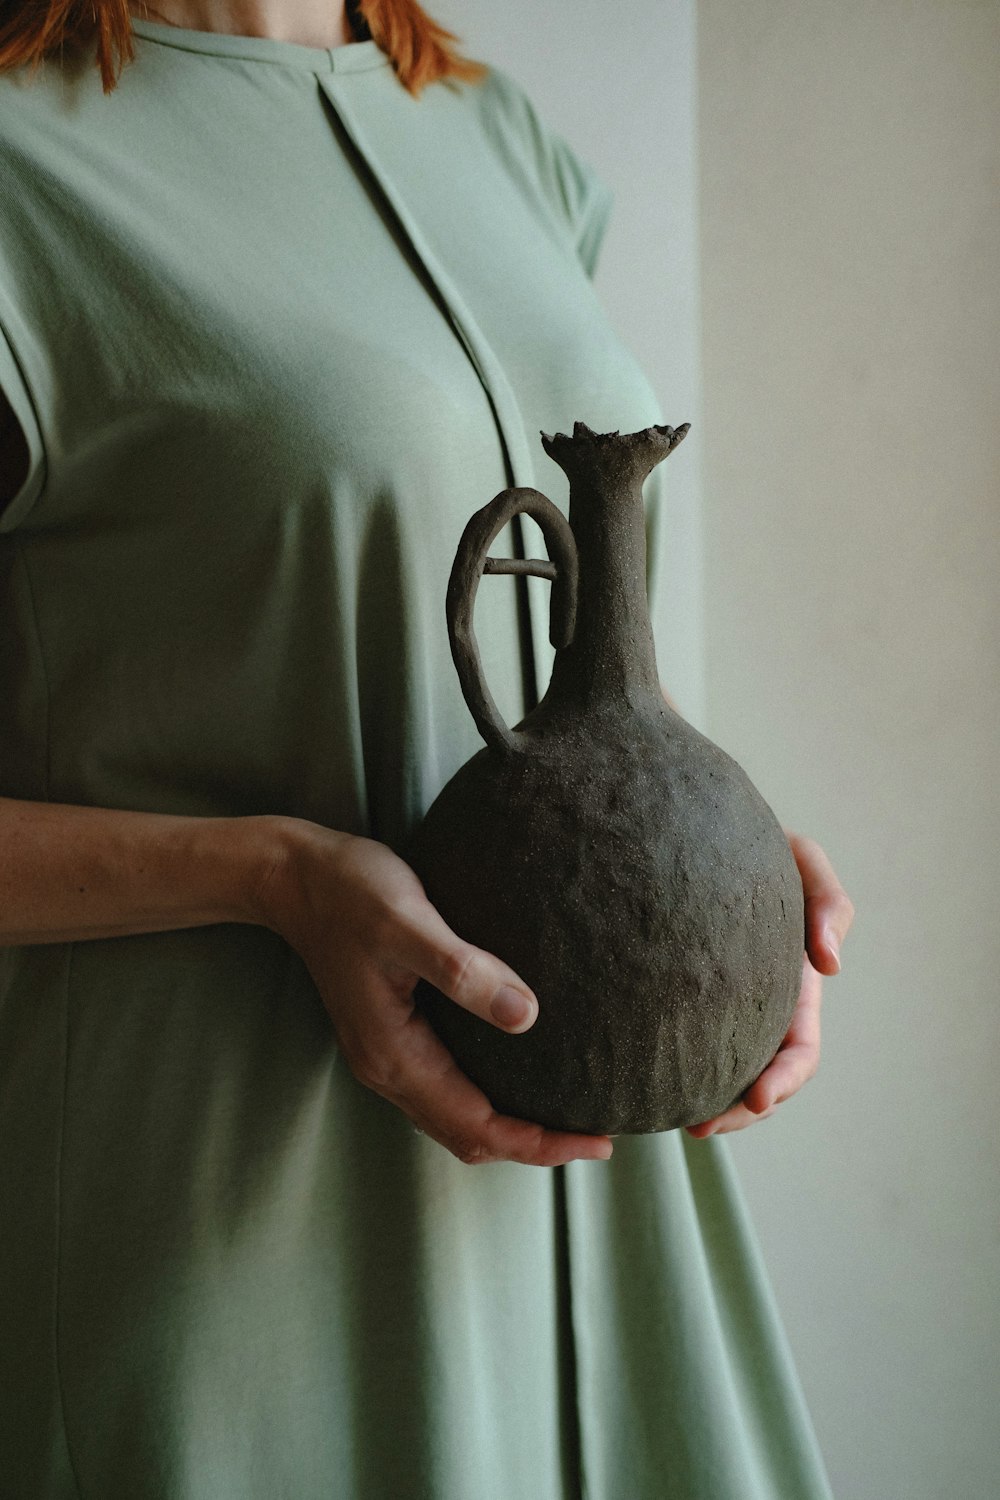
[253,818,614,1168]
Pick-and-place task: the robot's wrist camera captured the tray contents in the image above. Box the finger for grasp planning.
[389,898,539,1034]
[686,1101,778,1137]
[743,964,822,1113]
[742,1036,819,1113]
[378,1007,613,1167]
[688,955,822,1130]
[784,830,855,975]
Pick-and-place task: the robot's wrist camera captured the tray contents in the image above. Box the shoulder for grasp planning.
[0,49,102,184]
[461,64,614,278]
[0,45,93,112]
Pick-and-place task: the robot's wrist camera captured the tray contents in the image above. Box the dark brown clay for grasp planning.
[406,422,804,1134]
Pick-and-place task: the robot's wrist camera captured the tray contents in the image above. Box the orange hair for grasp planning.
[0,0,486,96]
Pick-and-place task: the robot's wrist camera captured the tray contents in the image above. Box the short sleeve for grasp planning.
[479,67,615,280]
[545,126,614,279]
[0,313,46,534]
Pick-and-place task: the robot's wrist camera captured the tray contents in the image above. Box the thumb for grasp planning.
[395,898,538,1034]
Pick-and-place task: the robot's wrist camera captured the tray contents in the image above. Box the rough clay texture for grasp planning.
[407,423,804,1134]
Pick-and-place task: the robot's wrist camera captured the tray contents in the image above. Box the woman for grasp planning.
[0,1,854,1495]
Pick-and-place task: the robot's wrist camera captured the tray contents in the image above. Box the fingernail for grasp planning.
[490,985,535,1029]
[595,1141,613,1160]
[824,928,841,971]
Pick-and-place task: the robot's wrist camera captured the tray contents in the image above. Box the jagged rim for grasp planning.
[539,420,690,452]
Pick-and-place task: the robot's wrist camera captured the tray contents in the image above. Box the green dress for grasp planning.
[0,20,833,1499]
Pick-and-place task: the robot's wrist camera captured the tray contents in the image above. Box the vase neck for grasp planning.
[529,422,689,721]
[545,469,661,709]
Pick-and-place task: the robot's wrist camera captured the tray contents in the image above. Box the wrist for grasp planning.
[242,814,351,937]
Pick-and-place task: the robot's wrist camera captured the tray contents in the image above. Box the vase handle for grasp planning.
[446,486,578,753]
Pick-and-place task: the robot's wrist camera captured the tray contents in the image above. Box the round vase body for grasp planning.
[407,422,805,1134]
[409,701,803,1134]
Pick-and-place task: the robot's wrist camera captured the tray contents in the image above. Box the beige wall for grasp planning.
[698,3,1000,1497]
[435,1,1000,1494]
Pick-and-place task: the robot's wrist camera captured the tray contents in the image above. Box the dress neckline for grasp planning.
[129,16,392,74]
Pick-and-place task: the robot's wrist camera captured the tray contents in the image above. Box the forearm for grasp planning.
[0,687,680,946]
[0,797,283,946]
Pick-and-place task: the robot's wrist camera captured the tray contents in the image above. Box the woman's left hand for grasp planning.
[685,830,854,1138]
